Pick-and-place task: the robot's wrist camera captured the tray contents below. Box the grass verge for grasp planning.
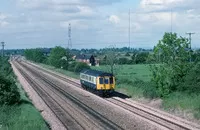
[163,92,200,119]
[0,82,49,130]
[38,63,79,79]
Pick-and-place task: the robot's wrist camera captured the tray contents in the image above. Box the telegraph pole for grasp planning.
[171,8,173,34]
[186,32,195,62]
[68,23,72,49]
[1,42,5,58]
[1,42,5,71]
[186,32,195,49]
[128,9,131,51]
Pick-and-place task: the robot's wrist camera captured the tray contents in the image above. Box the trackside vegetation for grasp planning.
[0,57,49,130]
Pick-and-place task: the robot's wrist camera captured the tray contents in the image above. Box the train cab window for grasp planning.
[110,77,113,84]
[104,78,109,84]
[99,78,104,84]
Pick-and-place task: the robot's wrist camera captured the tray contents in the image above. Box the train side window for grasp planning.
[91,77,94,82]
[105,78,109,84]
[99,78,104,84]
[110,77,113,84]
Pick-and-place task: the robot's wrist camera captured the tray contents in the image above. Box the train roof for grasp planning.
[80,69,113,77]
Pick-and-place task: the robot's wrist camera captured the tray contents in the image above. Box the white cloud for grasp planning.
[109,15,120,24]
[140,0,185,11]
[0,13,7,20]
[0,21,9,27]
[0,13,9,28]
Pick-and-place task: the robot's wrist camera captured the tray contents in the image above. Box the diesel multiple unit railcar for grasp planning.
[80,69,115,96]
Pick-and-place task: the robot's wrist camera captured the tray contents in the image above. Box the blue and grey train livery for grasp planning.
[80,69,115,95]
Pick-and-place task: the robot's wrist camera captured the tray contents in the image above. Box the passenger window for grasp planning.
[110,77,113,84]
[105,78,109,84]
[99,78,104,84]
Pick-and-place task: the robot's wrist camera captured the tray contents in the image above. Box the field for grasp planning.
[92,64,152,82]
[0,82,49,130]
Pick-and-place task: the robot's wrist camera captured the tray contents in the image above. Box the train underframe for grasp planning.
[81,84,114,97]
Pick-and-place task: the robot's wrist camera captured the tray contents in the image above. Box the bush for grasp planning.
[125,52,130,56]
[68,61,77,72]
[60,59,68,70]
[74,62,90,73]
[143,83,159,99]
[178,63,200,93]
[118,58,129,65]
[0,75,20,105]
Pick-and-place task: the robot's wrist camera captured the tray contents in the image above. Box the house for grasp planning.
[75,54,99,66]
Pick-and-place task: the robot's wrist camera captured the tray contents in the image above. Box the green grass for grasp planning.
[92,64,152,82]
[38,63,80,79]
[163,92,200,119]
[117,84,144,98]
[0,83,49,130]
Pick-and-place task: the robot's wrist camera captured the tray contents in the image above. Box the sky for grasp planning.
[0,0,200,49]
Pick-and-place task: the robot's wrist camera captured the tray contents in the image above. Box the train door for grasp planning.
[104,77,109,90]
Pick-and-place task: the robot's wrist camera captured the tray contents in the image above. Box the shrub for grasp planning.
[74,62,90,73]
[68,61,77,72]
[0,75,20,105]
[143,82,159,99]
[60,59,68,70]
[118,58,129,65]
[125,52,130,56]
[178,63,200,93]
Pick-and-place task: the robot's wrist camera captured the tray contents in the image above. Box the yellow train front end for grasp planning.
[96,76,115,95]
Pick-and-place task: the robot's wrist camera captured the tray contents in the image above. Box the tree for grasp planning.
[135,52,149,64]
[150,33,191,97]
[125,52,130,56]
[89,55,96,66]
[118,58,128,64]
[48,46,70,68]
[74,62,90,73]
[24,48,46,63]
[104,47,118,74]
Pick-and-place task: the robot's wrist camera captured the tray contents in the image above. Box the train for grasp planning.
[80,69,115,96]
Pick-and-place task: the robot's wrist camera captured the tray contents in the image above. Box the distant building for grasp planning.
[75,54,99,66]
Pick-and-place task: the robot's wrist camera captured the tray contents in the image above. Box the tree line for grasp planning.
[24,46,90,73]
[0,56,20,105]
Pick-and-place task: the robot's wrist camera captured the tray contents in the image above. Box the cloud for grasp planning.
[0,13,9,28]
[140,0,200,13]
[109,15,120,24]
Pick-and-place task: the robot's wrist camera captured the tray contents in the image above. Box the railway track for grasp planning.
[20,60,200,130]
[14,62,83,130]
[15,61,123,130]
